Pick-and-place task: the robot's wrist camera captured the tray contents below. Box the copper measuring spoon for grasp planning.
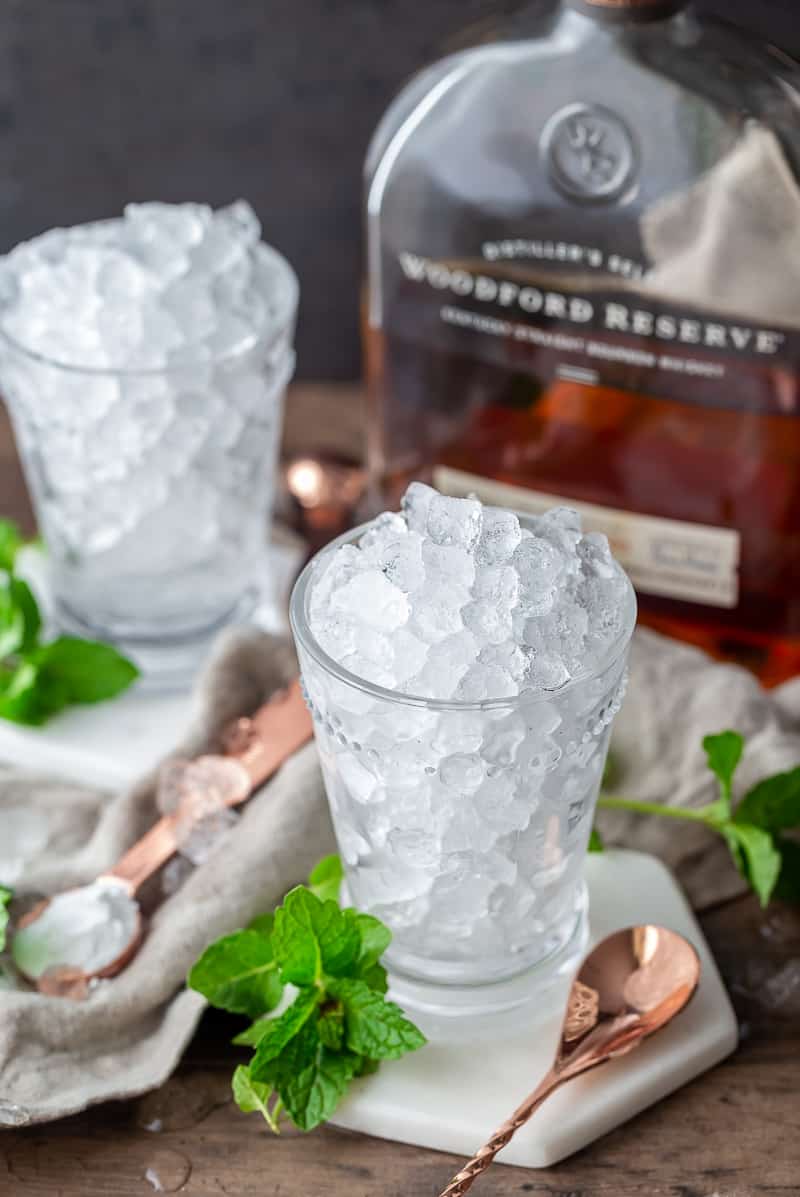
[12,679,313,996]
[439,925,701,1196]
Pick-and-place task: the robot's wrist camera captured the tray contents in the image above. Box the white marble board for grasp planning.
[330,849,738,1169]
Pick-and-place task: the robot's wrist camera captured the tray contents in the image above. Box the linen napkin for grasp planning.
[0,627,336,1128]
[1,624,799,1127]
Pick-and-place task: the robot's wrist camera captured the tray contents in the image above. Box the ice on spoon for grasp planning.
[12,878,139,982]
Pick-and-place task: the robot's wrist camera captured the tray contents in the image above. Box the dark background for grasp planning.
[1,1,797,379]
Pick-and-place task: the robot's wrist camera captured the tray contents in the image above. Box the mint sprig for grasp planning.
[596,730,800,907]
[188,857,426,1134]
[0,886,12,952]
[0,518,138,725]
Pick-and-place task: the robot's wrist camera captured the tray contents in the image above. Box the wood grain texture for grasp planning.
[1,896,798,1195]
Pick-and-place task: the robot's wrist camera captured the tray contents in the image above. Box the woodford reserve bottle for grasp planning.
[364,0,800,684]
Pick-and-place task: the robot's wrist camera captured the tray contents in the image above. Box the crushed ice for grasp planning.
[308,483,631,700]
[0,200,280,370]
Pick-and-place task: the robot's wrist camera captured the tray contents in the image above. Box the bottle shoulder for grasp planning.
[366,8,800,242]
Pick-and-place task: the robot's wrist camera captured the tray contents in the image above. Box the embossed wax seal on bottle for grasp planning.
[364,0,800,684]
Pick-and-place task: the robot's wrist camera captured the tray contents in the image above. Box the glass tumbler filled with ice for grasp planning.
[0,202,298,685]
[291,484,636,1023]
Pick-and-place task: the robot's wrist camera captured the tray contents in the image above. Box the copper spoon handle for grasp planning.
[438,1068,563,1197]
[105,679,313,896]
[106,819,182,892]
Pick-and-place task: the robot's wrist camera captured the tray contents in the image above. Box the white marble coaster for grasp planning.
[330,849,738,1169]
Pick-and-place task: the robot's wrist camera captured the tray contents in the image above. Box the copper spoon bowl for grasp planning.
[438,924,701,1197]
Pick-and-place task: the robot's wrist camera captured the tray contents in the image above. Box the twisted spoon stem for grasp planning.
[438,1069,561,1197]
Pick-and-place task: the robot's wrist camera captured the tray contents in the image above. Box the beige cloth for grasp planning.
[0,629,335,1128]
[603,628,800,909]
[2,625,799,1126]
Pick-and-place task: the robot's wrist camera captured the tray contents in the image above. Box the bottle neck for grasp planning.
[566,0,687,23]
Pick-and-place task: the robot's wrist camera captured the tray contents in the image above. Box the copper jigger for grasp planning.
[439,925,701,1196]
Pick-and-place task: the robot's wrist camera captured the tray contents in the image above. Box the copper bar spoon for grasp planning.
[13,679,313,994]
[438,925,701,1197]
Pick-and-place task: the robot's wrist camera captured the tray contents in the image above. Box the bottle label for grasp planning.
[393,250,794,410]
[434,465,741,608]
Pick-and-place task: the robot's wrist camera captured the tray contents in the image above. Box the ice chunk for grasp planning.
[412,629,477,698]
[311,612,358,661]
[360,511,407,559]
[457,663,517,701]
[513,535,564,617]
[472,564,519,609]
[513,535,563,585]
[525,651,571,691]
[340,652,394,688]
[578,531,617,579]
[409,580,467,643]
[338,753,380,804]
[178,807,239,865]
[478,639,528,682]
[391,627,429,685]
[422,540,476,590]
[426,494,482,551]
[431,712,485,756]
[462,599,512,645]
[476,506,521,565]
[401,481,437,534]
[330,570,409,632]
[381,534,425,593]
[387,828,441,869]
[481,712,526,769]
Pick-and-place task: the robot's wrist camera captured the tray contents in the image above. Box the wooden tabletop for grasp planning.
[2,385,799,1196]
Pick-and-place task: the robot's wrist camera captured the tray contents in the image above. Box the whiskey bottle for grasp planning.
[364,0,800,684]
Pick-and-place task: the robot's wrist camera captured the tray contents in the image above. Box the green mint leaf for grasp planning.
[308,854,344,904]
[0,886,12,952]
[774,838,800,904]
[329,977,426,1060]
[358,961,388,994]
[354,1056,380,1077]
[734,767,800,834]
[272,887,359,986]
[0,661,52,725]
[8,578,41,653]
[271,1020,360,1133]
[0,591,24,659]
[723,822,782,908]
[350,911,392,971]
[188,929,283,1018]
[318,1002,345,1051]
[588,827,604,853]
[232,1064,279,1133]
[703,730,744,812]
[0,520,23,573]
[248,989,320,1078]
[35,636,139,704]
[246,912,275,937]
[282,1046,360,1132]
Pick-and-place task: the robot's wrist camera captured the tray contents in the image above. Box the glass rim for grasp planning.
[289,516,637,713]
[0,241,299,378]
